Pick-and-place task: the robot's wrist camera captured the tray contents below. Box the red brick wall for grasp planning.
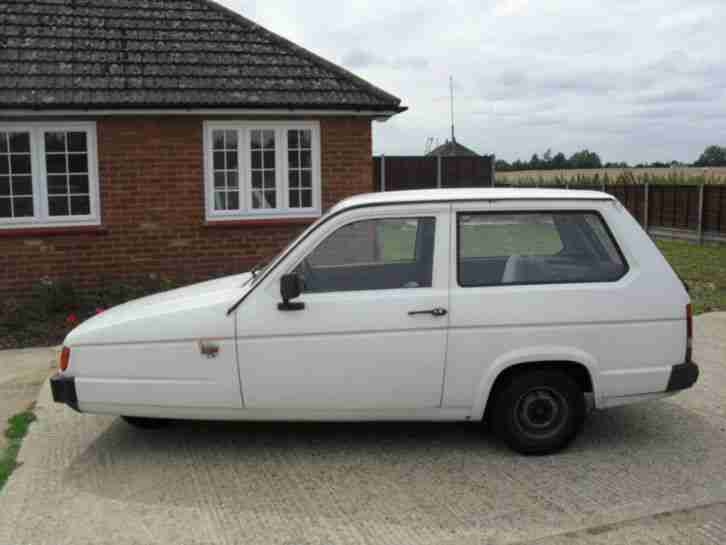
[0,116,374,299]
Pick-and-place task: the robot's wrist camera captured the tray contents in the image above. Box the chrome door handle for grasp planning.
[408,307,448,317]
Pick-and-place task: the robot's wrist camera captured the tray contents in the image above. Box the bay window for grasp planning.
[204,121,321,221]
[0,122,100,229]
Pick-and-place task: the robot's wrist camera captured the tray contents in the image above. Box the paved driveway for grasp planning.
[1,314,725,545]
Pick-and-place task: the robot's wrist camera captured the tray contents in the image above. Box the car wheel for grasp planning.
[121,416,171,429]
[492,370,585,455]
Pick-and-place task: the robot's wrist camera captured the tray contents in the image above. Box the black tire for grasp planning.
[121,416,172,429]
[492,370,585,455]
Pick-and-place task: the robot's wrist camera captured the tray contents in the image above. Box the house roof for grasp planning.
[0,0,405,114]
[427,139,480,157]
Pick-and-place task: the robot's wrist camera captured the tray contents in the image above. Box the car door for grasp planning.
[235,204,451,410]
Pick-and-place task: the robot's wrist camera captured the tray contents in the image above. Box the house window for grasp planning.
[204,121,321,221]
[0,122,99,229]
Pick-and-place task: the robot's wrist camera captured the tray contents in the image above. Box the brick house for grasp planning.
[0,0,405,299]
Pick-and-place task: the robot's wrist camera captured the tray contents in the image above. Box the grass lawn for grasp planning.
[0,408,36,492]
[656,239,726,315]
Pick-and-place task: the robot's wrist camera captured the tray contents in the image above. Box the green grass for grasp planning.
[656,239,726,315]
[0,408,37,492]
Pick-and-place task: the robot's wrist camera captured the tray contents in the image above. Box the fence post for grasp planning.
[643,183,649,233]
[490,154,496,187]
[697,184,705,244]
[380,154,386,192]
[437,155,442,188]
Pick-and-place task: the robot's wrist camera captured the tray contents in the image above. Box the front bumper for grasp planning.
[666,361,699,392]
[50,373,80,412]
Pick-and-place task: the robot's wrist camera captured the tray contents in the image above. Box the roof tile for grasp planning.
[0,0,404,112]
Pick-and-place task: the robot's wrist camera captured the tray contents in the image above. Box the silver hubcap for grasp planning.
[514,388,568,439]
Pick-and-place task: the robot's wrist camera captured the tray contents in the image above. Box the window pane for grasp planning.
[300,170,312,188]
[46,154,66,174]
[263,150,275,168]
[250,130,261,150]
[68,175,89,194]
[48,175,67,194]
[289,191,300,208]
[214,172,225,189]
[264,170,275,188]
[214,191,227,210]
[213,130,225,150]
[12,176,32,196]
[0,156,8,175]
[68,153,88,173]
[289,171,299,188]
[263,191,276,208]
[288,150,299,168]
[288,130,299,148]
[9,132,30,153]
[227,171,238,188]
[225,130,237,148]
[300,218,435,293]
[225,151,237,170]
[0,198,11,217]
[0,133,7,153]
[45,132,65,153]
[300,130,311,149]
[67,132,87,152]
[262,130,275,149]
[48,196,69,216]
[213,152,225,170]
[251,150,261,169]
[251,171,262,189]
[11,154,31,174]
[300,150,311,168]
[70,195,90,215]
[0,176,9,195]
[457,212,627,287]
[227,191,239,210]
[301,190,312,208]
[13,197,34,217]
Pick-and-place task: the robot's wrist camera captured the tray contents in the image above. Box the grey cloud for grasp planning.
[341,49,386,69]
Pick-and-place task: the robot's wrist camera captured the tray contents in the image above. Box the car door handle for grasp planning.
[408,307,448,317]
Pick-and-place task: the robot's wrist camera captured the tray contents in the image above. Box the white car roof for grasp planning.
[331,187,615,214]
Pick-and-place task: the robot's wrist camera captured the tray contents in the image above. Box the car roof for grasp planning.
[330,187,615,214]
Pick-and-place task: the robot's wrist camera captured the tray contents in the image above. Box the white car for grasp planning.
[51,188,698,454]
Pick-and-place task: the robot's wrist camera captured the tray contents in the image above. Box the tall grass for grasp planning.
[497,167,726,186]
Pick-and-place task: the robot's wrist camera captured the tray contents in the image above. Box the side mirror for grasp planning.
[278,273,305,311]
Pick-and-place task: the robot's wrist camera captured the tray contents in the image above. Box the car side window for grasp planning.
[458,211,627,287]
[297,217,436,293]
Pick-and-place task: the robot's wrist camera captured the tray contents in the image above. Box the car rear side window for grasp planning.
[298,217,436,293]
[457,211,627,287]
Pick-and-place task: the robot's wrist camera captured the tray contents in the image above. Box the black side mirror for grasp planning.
[278,273,305,311]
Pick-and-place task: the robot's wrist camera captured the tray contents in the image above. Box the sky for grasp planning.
[218,0,725,164]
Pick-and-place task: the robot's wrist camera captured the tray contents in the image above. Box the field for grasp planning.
[496,166,726,186]
[657,239,726,314]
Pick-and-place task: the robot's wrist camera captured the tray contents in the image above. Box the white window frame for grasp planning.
[0,121,101,229]
[203,120,322,221]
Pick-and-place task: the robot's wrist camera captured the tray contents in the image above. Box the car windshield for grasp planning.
[241,209,335,288]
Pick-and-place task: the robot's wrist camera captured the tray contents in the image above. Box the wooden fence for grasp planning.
[371,156,726,241]
[373,155,495,192]
[497,182,726,242]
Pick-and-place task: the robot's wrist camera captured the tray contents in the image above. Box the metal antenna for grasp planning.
[449,75,455,143]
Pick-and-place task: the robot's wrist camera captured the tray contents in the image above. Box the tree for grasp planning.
[495,159,511,171]
[530,153,541,170]
[694,145,726,167]
[568,149,602,169]
[551,152,568,169]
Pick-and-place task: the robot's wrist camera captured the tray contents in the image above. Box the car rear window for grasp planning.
[457,211,628,287]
